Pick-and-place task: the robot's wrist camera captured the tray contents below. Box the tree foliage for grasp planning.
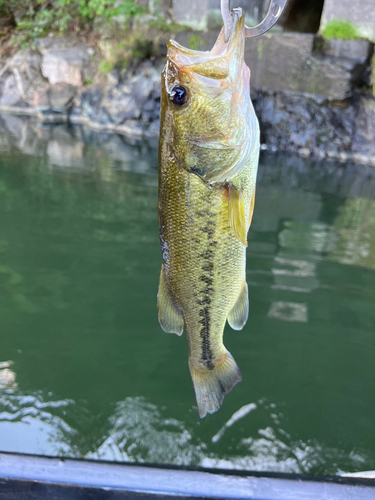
[0,0,145,46]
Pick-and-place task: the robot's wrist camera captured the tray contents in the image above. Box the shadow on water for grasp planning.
[1,114,375,475]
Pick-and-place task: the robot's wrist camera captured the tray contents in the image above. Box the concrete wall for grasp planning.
[172,0,270,29]
[320,0,375,42]
[174,29,373,100]
[172,0,210,30]
[208,0,267,23]
[172,0,375,41]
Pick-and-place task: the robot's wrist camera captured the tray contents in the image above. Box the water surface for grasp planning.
[1,115,375,475]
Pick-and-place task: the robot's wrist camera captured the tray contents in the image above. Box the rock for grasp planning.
[0,74,26,107]
[101,88,142,124]
[352,96,375,158]
[6,49,45,105]
[79,85,116,126]
[0,74,20,106]
[49,83,76,111]
[33,88,50,110]
[141,93,160,123]
[9,49,42,71]
[253,90,358,158]
[41,45,94,86]
[131,74,154,102]
[96,64,160,126]
[116,119,145,139]
[80,86,104,121]
[97,40,113,61]
[35,36,81,52]
[34,83,77,112]
[106,69,120,87]
[144,119,160,140]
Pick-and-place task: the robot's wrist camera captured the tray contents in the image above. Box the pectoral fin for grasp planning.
[248,186,256,229]
[228,184,247,246]
[228,281,249,330]
[157,265,184,335]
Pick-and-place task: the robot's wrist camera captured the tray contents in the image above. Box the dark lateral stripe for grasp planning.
[198,305,214,370]
[196,210,217,370]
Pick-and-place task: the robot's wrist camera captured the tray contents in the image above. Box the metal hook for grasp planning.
[221,0,288,41]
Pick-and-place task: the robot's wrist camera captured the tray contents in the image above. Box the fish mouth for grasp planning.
[164,8,258,185]
[166,8,245,80]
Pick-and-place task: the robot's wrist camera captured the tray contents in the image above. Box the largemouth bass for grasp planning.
[157,8,260,418]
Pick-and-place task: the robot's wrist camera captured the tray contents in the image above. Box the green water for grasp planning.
[1,116,375,475]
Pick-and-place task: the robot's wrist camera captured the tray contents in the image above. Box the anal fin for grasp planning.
[228,183,247,246]
[157,265,184,335]
[228,281,249,330]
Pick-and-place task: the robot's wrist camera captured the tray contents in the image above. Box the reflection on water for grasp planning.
[87,397,200,464]
[331,198,375,268]
[0,391,77,456]
[0,362,17,390]
[2,390,374,474]
[267,302,308,322]
[1,115,375,475]
[212,403,257,444]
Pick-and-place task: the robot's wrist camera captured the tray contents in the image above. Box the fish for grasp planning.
[157,8,260,418]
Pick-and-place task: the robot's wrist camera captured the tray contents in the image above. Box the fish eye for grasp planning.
[170,85,189,106]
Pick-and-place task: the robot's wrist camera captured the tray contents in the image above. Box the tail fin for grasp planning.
[189,350,242,418]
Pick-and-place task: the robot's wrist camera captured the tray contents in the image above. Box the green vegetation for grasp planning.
[321,19,360,40]
[98,59,113,74]
[147,14,184,33]
[0,0,145,47]
[188,34,204,51]
[97,34,155,73]
[0,0,189,69]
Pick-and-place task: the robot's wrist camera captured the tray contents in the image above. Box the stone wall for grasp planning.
[174,31,373,101]
[0,31,373,165]
[253,91,375,164]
